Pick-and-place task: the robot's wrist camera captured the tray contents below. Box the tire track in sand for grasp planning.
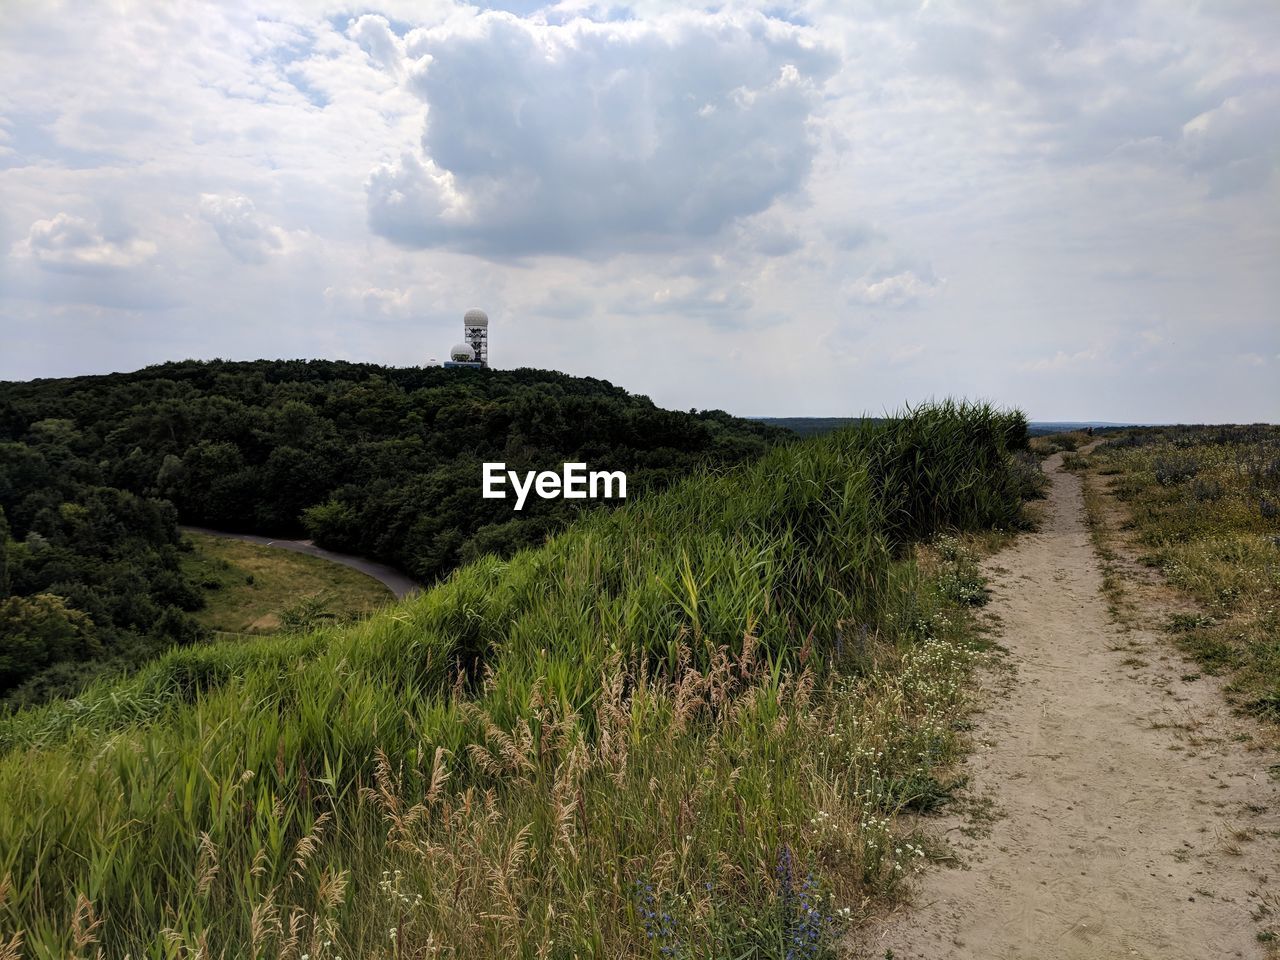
[852,452,1280,960]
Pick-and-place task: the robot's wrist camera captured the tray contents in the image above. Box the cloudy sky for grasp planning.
[2,1,1277,422]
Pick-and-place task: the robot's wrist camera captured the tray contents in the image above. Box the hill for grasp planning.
[0,402,1037,958]
[0,360,782,704]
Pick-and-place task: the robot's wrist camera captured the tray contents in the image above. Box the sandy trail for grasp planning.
[853,452,1279,959]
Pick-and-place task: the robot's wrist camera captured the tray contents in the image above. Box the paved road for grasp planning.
[183,526,423,599]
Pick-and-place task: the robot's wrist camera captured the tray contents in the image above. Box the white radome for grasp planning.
[464,308,489,327]
[450,343,475,361]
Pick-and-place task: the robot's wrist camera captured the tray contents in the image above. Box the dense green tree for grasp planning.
[0,435,206,704]
[0,508,10,598]
[0,359,785,704]
[0,593,99,689]
[1,360,783,582]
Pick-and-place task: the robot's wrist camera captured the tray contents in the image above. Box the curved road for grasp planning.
[183,526,423,600]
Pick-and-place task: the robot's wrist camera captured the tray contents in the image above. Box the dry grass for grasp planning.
[1082,426,1280,720]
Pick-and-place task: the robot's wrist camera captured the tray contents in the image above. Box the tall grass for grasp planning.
[0,402,1030,958]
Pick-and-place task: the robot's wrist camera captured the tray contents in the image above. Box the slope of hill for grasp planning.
[0,361,782,705]
[0,402,1036,958]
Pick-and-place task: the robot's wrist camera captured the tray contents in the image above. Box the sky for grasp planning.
[1,1,1277,422]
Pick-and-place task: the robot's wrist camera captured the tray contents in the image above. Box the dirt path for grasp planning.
[853,453,1279,959]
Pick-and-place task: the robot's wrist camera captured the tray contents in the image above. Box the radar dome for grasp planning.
[464,308,489,327]
[450,343,475,362]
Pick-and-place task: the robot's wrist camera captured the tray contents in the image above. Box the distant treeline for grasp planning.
[1025,421,1142,437]
[753,416,871,437]
[0,360,783,703]
[762,417,1142,439]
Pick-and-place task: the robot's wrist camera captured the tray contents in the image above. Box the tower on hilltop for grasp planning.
[463,308,488,367]
[442,308,489,368]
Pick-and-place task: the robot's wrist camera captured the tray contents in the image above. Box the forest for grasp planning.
[0,360,783,704]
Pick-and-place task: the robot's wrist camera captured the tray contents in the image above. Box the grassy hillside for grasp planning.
[0,402,1036,959]
[179,533,393,635]
[754,418,1127,440]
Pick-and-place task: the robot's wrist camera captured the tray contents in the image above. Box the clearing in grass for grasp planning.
[179,531,394,634]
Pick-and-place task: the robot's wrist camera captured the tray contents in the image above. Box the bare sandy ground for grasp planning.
[852,452,1279,959]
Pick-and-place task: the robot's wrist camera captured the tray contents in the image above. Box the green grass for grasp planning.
[1029,430,1089,459]
[179,533,394,635]
[1087,426,1280,719]
[0,402,1034,959]
[1061,452,1089,472]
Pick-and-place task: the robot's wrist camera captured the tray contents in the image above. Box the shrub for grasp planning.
[1062,452,1088,471]
[1191,478,1223,502]
[1010,450,1048,500]
[1153,454,1199,485]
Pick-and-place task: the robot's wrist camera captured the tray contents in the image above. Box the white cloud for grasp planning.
[199,195,289,264]
[889,343,925,364]
[0,1,1277,422]
[1178,88,1280,193]
[346,14,405,74]
[323,284,413,316]
[846,269,941,308]
[1018,347,1102,373]
[16,213,156,272]
[367,10,838,257]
